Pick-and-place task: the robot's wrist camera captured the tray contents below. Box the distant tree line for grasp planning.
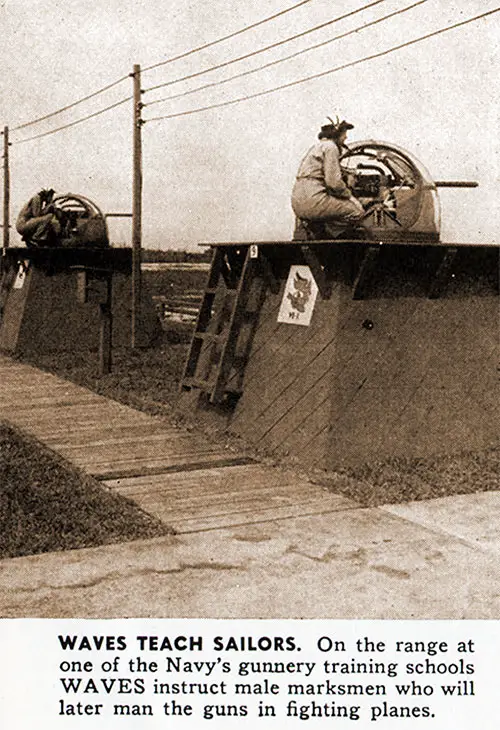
[141,248,211,263]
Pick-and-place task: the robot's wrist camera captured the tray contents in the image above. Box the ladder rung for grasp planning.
[232,355,247,369]
[182,377,242,397]
[193,332,224,342]
[205,286,238,296]
[181,245,259,403]
[241,310,258,322]
[182,377,214,391]
[224,386,243,396]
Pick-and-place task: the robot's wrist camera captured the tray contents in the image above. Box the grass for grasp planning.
[0,422,173,560]
[25,344,189,415]
[314,446,500,507]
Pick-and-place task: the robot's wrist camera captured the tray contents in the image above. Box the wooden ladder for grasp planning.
[181,245,273,404]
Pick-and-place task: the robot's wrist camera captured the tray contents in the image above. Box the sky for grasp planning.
[0,0,499,249]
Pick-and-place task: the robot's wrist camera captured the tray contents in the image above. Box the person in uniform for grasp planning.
[291,119,366,239]
[16,188,61,246]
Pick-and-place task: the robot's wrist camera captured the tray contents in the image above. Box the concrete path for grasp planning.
[1,492,500,618]
[0,355,499,618]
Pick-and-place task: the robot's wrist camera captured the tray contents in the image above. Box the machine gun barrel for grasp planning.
[434,181,478,188]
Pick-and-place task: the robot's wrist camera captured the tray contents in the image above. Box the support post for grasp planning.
[131,65,142,348]
[99,274,113,375]
[3,126,10,260]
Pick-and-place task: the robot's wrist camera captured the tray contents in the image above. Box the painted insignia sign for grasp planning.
[277,265,319,326]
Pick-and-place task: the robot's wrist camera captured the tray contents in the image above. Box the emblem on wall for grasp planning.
[277,265,318,326]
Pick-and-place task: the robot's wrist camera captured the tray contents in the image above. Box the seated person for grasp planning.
[16,188,61,247]
[291,118,366,240]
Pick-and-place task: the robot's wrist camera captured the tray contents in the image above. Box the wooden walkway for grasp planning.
[0,355,353,533]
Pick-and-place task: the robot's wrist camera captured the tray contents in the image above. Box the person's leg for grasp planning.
[30,214,61,244]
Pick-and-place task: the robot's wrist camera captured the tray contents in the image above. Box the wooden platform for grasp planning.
[222,243,499,468]
[0,355,352,533]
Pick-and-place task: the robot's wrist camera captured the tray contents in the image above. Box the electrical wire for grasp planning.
[142,0,316,72]
[144,0,389,94]
[146,0,426,108]
[145,7,500,123]
[11,75,130,132]
[8,2,316,133]
[12,96,132,145]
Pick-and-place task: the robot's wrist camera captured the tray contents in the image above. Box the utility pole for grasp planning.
[3,126,9,255]
[131,64,143,348]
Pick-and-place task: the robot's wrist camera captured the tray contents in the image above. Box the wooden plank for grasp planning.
[61,443,227,466]
[232,292,341,432]
[202,238,491,248]
[428,247,458,299]
[49,430,209,450]
[300,245,332,298]
[67,445,231,468]
[258,367,332,454]
[0,394,102,410]
[328,296,499,465]
[352,246,381,299]
[0,353,359,534]
[134,493,344,522]
[250,345,333,445]
[119,484,328,513]
[106,476,305,501]
[94,456,253,481]
[275,394,331,464]
[210,250,252,403]
[74,450,237,475]
[106,463,320,492]
[168,497,355,533]
[239,289,357,433]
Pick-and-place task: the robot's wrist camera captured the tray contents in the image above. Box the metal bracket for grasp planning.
[300,245,333,299]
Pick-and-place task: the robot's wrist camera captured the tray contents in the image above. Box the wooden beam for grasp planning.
[258,250,280,294]
[3,126,9,258]
[76,271,88,303]
[428,247,458,299]
[352,246,380,300]
[300,245,332,299]
[131,64,142,348]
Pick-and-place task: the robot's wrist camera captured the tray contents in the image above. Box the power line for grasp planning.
[11,75,130,132]
[12,96,132,145]
[7,2,316,134]
[142,0,316,73]
[146,0,426,108]
[143,0,389,94]
[145,7,500,123]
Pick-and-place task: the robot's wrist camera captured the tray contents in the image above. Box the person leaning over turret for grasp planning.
[16,188,62,247]
[291,117,366,240]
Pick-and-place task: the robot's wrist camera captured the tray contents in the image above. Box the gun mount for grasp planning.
[51,193,109,248]
[339,140,477,242]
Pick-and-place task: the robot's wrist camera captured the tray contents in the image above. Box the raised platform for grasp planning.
[184,239,499,468]
[0,247,158,355]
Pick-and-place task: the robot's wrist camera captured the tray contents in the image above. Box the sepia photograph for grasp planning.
[0,0,498,625]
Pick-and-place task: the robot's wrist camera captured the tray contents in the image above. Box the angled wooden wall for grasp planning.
[0,248,160,355]
[229,244,499,468]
